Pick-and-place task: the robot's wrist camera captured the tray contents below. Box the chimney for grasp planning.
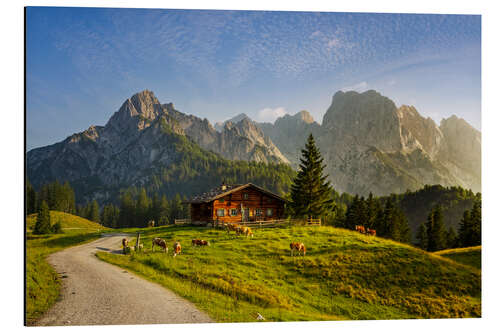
[221,180,227,191]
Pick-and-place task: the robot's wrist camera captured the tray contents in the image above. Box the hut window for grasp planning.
[231,208,238,216]
[266,208,273,217]
[243,193,249,200]
[219,198,225,203]
[216,209,225,217]
[255,208,263,217]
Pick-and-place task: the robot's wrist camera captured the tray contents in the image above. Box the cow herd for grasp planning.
[120,222,313,258]
[355,225,376,236]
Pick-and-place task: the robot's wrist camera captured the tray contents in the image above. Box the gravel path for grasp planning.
[36,234,213,326]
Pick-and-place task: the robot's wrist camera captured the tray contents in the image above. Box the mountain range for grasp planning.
[27,89,480,203]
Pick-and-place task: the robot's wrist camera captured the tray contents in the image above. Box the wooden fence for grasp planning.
[175,218,321,227]
[174,218,191,225]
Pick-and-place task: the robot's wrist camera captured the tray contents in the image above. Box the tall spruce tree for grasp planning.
[290,134,333,219]
[458,201,481,247]
[416,223,428,249]
[89,200,100,224]
[33,200,51,234]
[426,205,447,251]
[26,180,37,215]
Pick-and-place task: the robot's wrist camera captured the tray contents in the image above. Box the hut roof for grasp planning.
[184,183,287,204]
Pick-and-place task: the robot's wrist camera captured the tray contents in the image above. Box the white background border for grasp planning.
[2,1,498,332]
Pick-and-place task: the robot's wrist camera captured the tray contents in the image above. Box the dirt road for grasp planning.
[36,234,213,326]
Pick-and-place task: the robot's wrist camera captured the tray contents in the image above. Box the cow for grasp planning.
[152,237,168,253]
[243,226,254,238]
[148,220,155,228]
[192,239,210,246]
[290,242,306,256]
[355,225,366,234]
[122,238,129,254]
[367,228,376,236]
[173,241,182,257]
[226,223,239,234]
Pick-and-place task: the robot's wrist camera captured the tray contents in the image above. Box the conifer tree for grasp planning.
[290,134,333,219]
[89,200,100,224]
[446,226,458,249]
[458,201,481,247]
[26,180,37,215]
[34,200,51,234]
[426,205,446,251]
[416,223,428,249]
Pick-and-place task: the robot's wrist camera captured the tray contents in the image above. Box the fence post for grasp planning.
[136,233,141,252]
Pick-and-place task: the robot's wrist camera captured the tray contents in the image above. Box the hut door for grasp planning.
[243,208,249,222]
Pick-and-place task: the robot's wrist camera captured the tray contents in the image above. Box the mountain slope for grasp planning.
[316,90,480,196]
[27,91,295,203]
[258,110,321,168]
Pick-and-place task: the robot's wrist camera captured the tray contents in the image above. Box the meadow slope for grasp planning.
[97,225,481,322]
[435,246,482,269]
[26,212,109,324]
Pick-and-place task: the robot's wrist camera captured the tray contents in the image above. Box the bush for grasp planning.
[51,221,63,234]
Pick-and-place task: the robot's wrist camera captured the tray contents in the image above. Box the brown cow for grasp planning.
[367,228,376,236]
[148,220,155,228]
[244,227,254,238]
[355,225,366,234]
[290,242,306,256]
[173,241,182,257]
[122,238,129,254]
[192,239,210,246]
[152,237,168,253]
[226,223,239,234]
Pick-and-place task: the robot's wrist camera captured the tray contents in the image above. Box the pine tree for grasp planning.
[446,226,458,249]
[290,134,333,219]
[33,201,51,234]
[26,180,37,215]
[426,205,446,251]
[416,223,428,249]
[458,201,481,247]
[89,200,100,224]
[158,195,170,225]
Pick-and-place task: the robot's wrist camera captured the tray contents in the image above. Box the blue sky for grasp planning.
[26,7,481,150]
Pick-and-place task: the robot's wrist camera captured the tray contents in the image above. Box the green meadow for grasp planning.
[97,224,481,322]
[435,246,482,270]
[25,211,109,325]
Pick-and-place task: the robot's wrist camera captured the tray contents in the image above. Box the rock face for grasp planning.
[315,90,480,195]
[27,89,481,201]
[258,111,321,168]
[214,113,250,132]
[27,91,288,201]
[168,108,287,164]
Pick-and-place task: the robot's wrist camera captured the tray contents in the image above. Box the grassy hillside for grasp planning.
[97,225,480,322]
[26,211,109,325]
[435,246,481,269]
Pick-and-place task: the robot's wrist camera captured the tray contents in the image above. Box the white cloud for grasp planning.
[341,81,368,92]
[256,107,288,123]
[327,38,340,49]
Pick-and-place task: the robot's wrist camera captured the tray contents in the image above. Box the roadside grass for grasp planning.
[434,246,481,270]
[97,225,481,322]
[25,211,109,325]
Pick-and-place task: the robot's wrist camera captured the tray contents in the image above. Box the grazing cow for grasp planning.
[244,227,254,238]
[367,228,376,236]
[290,242,306,256]
[152,237,168,253]
[122,238,129,254]
[355,225,366,234]
[173,242,182,257]
[226,223,239,234]
[192,239,210,246]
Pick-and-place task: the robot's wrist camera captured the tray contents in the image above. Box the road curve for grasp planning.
[36,234,213,326]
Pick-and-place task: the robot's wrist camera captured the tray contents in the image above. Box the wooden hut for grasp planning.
[184,183,287,225]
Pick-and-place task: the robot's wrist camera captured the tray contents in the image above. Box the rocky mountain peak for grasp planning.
[105,90,165,133]
[294,110,315,124]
